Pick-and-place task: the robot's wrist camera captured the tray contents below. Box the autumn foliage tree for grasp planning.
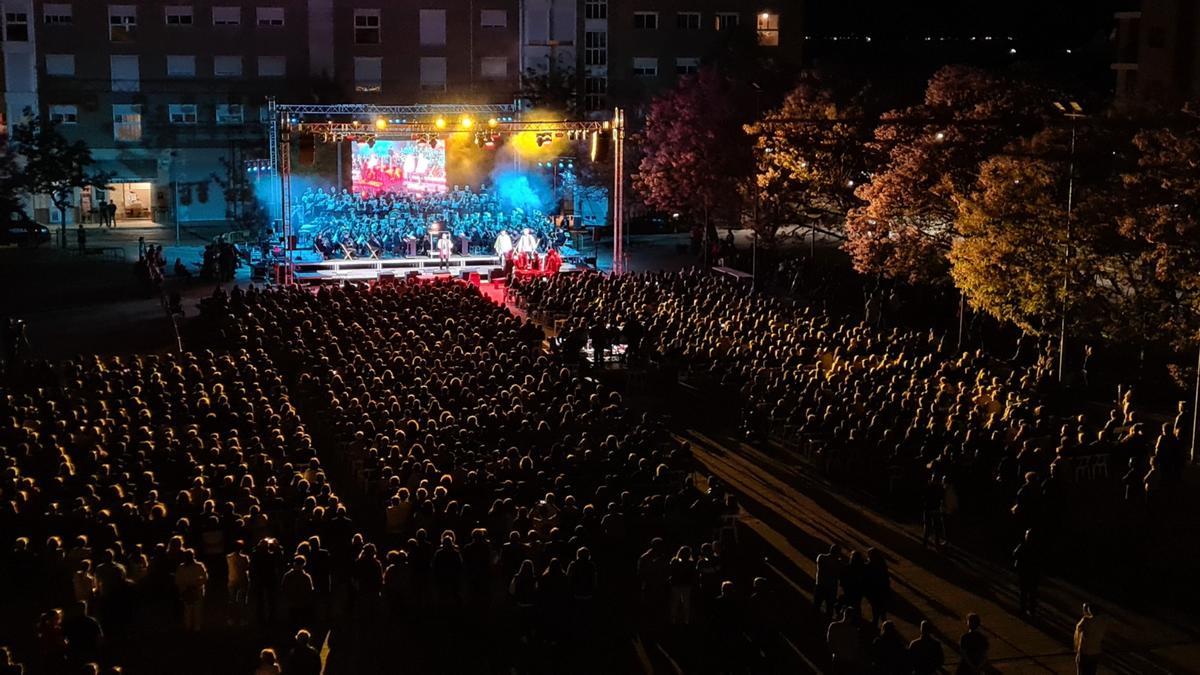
[845,66,1044,283]
[633,69,755,231]
[745,75,875,242]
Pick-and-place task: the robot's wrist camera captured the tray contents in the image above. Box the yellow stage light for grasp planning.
[375,118,388,131]
[460,115,474,129]
[435,116,447,130]
[487,118,499,128]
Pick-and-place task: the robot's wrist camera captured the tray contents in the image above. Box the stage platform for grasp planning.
[288,251,581,284]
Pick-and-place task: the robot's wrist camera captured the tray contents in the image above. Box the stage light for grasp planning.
[460,115,474,129]
[375,118,388,131]
[435,116,447,130]
[487,118,499,128]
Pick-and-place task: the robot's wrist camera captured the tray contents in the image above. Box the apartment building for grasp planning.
[1112,1,1200,105]
[521,0,800,115]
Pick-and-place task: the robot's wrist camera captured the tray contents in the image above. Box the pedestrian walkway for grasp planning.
[681,429,1200,674]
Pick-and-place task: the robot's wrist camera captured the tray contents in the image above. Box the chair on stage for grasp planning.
[339,243,355,260]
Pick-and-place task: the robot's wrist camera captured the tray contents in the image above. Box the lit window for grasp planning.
[169,104,198,125]
[584,31,607,66]
[43,4,73,25]
[419,9,446,46]
[212,6,240,25]
[113,104,143,142]
[216,104,244,125]
[49,104,78,125]
[480,56,507,80]
[676,12,700,30]
[258,56,286,77]
[5,12,29,41]
[420,57,447,91]
[633,12,658,30]
[756,12,779,46]
[632,57,658,77]
[584,0,607,20]
[110,55,140,92]
[166,55,196,77]
[256,7,284,27]
[675,57,700,75]
[355,9,381,44]
[715,12,739,31]
[165,6,193,26]
[214,56,243,77]
[45,54,76,77]
[355,57,382,92]
[480,9,506,28]
[109,5,137,41]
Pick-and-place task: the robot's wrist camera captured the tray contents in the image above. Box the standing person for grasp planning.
[667,546,696,625]
[956,613,989,675]
[826,607,866,674]
[137,236,146,259]
[107,200,117,228]
[436,231,454,270]
[1074,603,1106,675]
[865,547,891,626]
[493,228,513,265]
[95,199,108,227]
[922,474,946,547]
[814,544,843,618]
[284,629,322,675]
[1012,529,1042,617]
[175,549,208,633]
[226,541,250,626]
[76,224,87,253]
[907,620,944,675]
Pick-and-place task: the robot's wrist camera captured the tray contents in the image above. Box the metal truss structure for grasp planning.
[266,100,626,282]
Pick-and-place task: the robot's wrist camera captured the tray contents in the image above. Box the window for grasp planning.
[676,12,700,30]
[43,4,73,25]
[216,104,243,125]
[212,6,240,25]
[110,55,140,92]
[419,9,446,46]
[584,0,607,20]
[756,12,779,46]
[632,57,658,77]
[109,5,137,41]
[45,55,76,77]
[49,105,78,125]
[715,12,739,30]
[354,57,382,92]
[113,104,143,142]
[256,7,284,26]
[166,55,195,77]
[420,57,447,91]
[633,12,658,30]
[480,9,506,28]
[165,6,193,26]
[258,56,286,77]
[675,57,700,75]
[480,56,507,80]
[584,77,606,112]
[584,31,607,66]
[169,104,198,125]
[354,9,380,44]
[5,12,29,41]
[214,55,242,77]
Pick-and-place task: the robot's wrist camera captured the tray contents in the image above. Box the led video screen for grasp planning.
[351,139,447,195]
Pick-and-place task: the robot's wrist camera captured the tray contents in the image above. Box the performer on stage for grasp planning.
[436,231,454,270]
[494,229,513,263]
[516,227,539,255]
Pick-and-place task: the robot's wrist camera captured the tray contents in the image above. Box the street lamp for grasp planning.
[1052,101,1084,383]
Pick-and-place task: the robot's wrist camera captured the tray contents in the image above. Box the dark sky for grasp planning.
[806,0,1127,45]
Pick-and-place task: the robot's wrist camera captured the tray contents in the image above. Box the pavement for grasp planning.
[680,428,1200,674]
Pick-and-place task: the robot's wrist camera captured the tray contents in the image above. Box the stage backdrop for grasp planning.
[351,139,447,196]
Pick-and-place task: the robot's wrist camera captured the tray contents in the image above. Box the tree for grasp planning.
[745,75,875,242]
[633,69,755,235]
[845,66,1044,283]
[10,116,109,247]
[518,65,579,116]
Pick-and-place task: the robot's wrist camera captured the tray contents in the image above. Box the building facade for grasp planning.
[1112,1,1200,106]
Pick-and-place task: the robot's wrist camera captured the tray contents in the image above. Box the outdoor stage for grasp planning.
[289,250,582,284]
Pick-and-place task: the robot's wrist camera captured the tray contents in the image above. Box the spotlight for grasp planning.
[460,115,474,129]
[375,118,388,131]
[435,116,447,130]
[487,118,499,128]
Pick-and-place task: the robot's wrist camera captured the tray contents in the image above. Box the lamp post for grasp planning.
[1053,101,1084,383]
